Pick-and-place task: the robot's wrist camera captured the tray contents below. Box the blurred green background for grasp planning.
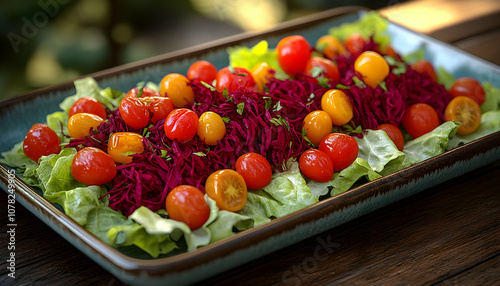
[0,0,395,100]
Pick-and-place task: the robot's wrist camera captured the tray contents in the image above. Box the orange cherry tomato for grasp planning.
[235,152,273,190]
[354,51,390,88]
[23,123,61,162]
[164,108,199,142]
[197,111,226,145]
[67,113,104,139]
[126,86,161,98]
[321,89,353,126]
[319,133,359,172]
[160,73,195,108]
[107,132,144,164]
[344,33,366,55]
[166,185,210,230]
[402,103,440,138]
[205,169,247,212]
[304,56,340,82]
[303,110,333,146]
[251,62,274,92]
[449,77,486,106]
[68,97,107,120]
[187,60,218,83]
[377,123,405,151]
[276,35,311,77]
[444,96,482,135]
[299,149,334,182]
[315,35,345,59]
[71,147,116,186]
[216,67,258,93]
[411,60,437,83]
[119,96,150,129]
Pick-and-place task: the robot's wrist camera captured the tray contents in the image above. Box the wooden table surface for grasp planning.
[2,1,500,285]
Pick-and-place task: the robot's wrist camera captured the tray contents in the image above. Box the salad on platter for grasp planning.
[1,12,500,259]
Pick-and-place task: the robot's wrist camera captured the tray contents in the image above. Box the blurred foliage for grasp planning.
[0,0,393,99]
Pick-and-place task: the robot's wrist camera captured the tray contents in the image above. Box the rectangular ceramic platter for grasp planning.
[1,7,499,286]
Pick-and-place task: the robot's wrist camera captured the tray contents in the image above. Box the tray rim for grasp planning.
[1,5,499,284]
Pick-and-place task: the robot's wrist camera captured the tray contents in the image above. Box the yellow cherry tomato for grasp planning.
[315,35,345,59]
[321,89,353,126]
[205,169,247,212]
[251,62,274,92]
[107,132,144,164]
[444,96,482,135]
[159,73,195,108]
[354,51,390,88]
[197,111,226,145]
[67,113,104,139]
[303,110,333,146]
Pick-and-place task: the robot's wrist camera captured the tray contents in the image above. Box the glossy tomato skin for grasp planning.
[71,147,116,185]
[321,89,353,126]
[235,153,273,190]
[166,185,210,230]
[67,113,104,139]
[205,169,247,212]
[303,110,332,146]
[444,96,482,135]
[402,103,440,138]
[68,97,107,120]
[146,97,174,123]
[126,87,161,98]
[299,149,334,182]
[319,133,359,172]
[164,108,199,142]
[354,51,390,88]
[251,62,274,92]
[23,123,61,162]
[216,67,258,93]
[315,35,345,59]
[344,33,366,55]
[449,77,486,106]
[304,56,340,82]
[160,73,195,108]
[411,60,437,82]
[377,123,405,151]
[276,35,311,77]
[187,60,218,83]
[197,111,226,145]
[107,132,144,164]
[119,96,150,129]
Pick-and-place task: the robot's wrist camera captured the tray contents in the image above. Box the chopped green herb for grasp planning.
[353,76,366,88]
[378,81,388,92]
[200,81,217,91]
[335,84,350,89]
[236,102,245,115]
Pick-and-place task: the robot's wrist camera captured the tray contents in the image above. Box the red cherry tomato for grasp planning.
[402,103,440,138]
[145,97,174,123]
[449,77,486,106]
[187,60,218,83]
[235,152,273,190]
[216,67,258,93]
[319,133,359,172]
[304,56,340,82]
[164,108,199,142]
[71,147,116,185]
[23,123,61,162]
[377,123,405,151]
[344,33,366,55]
[411,60,437,83]
[119,96,150,129]
[126,87,161,98]
[69,97,107,120]
[299,149,334,182]
[276,35,311,77]
[166,185,210,230]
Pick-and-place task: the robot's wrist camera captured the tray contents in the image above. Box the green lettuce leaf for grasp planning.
[46,111,69,143]
[447,111,500,150]
[237,162,318,226]
[208,210,254,243]
[481,82,500,113]
[402,121,460,167]
[59,77,124,112]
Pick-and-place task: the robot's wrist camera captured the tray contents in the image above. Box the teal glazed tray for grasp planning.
[1,7,499,286]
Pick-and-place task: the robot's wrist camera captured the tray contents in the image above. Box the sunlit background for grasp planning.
[0,0,394,100]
